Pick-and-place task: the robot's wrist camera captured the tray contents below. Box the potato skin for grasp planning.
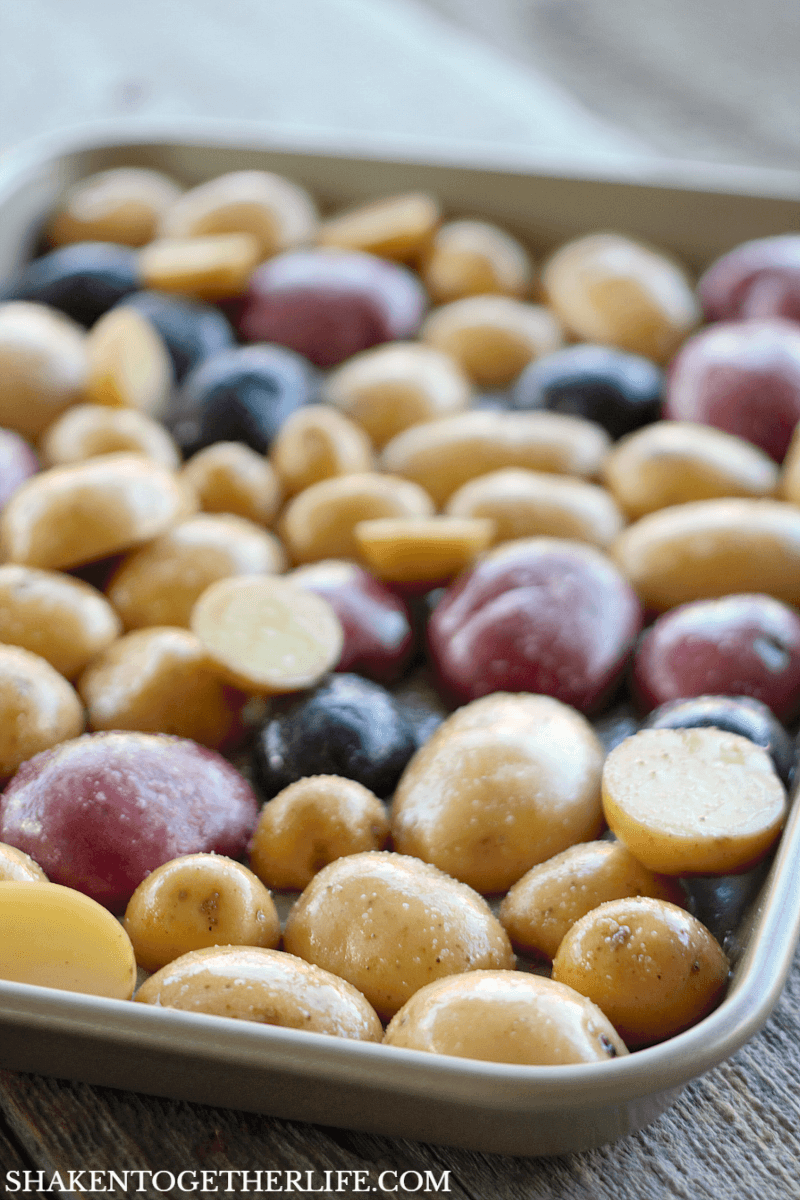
[0,564,121,680]
[283,851,514,1020]
[248,775,390,890]
[123,853,280,972]
[0,644,84,779]
[78,626,245,750]
[135,945,383,1042]
[0,841,48,882]
[384,970,627,1064]
[0,731,259,912]
[551,896,729,1048]
[499,840,683,961]
[391,693,605,893]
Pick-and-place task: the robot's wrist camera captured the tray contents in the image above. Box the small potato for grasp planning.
[84,307,173,419]
[278,472,434,565]
[602,421,779,520]
[0,301,87,440]
[191,575,343,695]
[181,442,282,525]
[0,453,195,571]
[139,234,262,301]
[270,407,375,497]
[107,513,286,629]
[391,694,605,894]
[79,627,246,749]
[421,219,534,304]
[551,897,729,1047]
[384,971,627,1065]
[158,169,319,260]
[445,467,625,548]
[381,411,611,508]
[0,563,121,679]
[248,776,390,890]
[283,851,514,1020]
[0,842,48,882]
[41,403,181,471]
[602,727,787,875]
[0,730,259,912]
[135,946,382,1042]
[0,881,136,999]
[421,295,562,387]
[46,167,184,248]
[0,645,84,779]
[123,853,280,972]
[499,841,683,961]
[324,342,472,447]
[612,498,800,610]
[354,515,495,583]
[542,232,699,363]
[317,192,441,262]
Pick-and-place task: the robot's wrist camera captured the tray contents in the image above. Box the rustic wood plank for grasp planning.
[420,0,800,170]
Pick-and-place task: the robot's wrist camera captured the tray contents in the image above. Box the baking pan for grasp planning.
[0,121,799,1156]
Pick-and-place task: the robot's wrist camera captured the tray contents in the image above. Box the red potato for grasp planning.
[235,248,427,367]
[289,559,414,683]
[699,235,800,323]
[0,732,259,912]
[427,537,642,712]
[664,318,800,462]
[633,593,800,720]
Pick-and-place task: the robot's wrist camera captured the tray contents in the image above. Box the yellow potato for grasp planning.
[249,776,390,891]
[46,167,183,247]
[0,453,195,571]
[42,403,181,471]
[380,410,610,508]
[602,421,778,519]
[354,515,494,583]
[269,407,374,497]
[123,853,280,972]
[421,295,562,387]
[611,497,800,610]
[384,970,627,1064]
[445,467,625,548]
[283,851,514,1019]
[0,843,48,882]
[552,896,729,1047]
[602,727,786,875]
[0,881,136,998]
[499,840,683,961]
[421,219,534,303]
[157,169,319,259]
[79,627,245,750]
[190,575,343,694]
[0,563,121,680]
[318,192,440,262]
[278,471,434,565]
[181,441,282,525]
[107,512,286,630]
[0,645,84,780]
[542,232,699,363]
[135,946,383,1042]
[324,342,471,447]
[84,307,173,418]
[391,693,605,893]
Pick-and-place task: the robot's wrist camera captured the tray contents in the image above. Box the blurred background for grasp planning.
[1,0,799,173]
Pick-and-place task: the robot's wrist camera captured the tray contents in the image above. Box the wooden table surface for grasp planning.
[2,1,800,1195]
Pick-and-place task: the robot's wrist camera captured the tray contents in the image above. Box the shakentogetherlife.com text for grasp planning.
[3,1168,453,1194]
